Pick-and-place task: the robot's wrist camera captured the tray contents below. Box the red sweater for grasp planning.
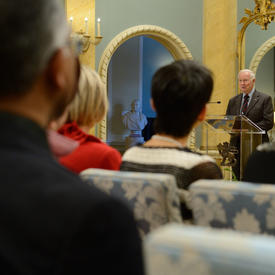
[58,122,121,173]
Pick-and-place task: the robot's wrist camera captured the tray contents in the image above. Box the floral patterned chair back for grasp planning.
[190,180,275,235]
[80,169,182,237]
[145,223,275,275]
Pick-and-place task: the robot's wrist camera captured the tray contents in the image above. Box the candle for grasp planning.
[97,18,101,36]
[84,17,88,33]
[69,16,73,28]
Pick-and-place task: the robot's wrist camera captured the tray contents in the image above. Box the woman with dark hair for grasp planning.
[120,59,223,220]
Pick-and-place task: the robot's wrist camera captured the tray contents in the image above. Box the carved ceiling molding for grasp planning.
[97,25,193,141]
[249,36,275,74]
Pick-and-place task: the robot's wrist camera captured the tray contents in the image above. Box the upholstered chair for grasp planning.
[190,179,275,235]
[80,169,182,236]
[144,223,275,275]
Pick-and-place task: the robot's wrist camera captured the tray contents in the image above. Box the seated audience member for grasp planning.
[0,1,143,274]
[243,142,275,184]
[58,66,121,173]
[120,59,223,220]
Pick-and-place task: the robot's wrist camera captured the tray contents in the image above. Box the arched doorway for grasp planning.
[249,36,275,140]
[249,36,275,74]
[97,25,193,146]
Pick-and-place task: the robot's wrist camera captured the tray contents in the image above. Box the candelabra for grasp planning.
[69,17,103,54]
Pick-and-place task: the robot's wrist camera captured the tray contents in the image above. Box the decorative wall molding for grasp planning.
[249,36,275,74]
[240,0,275,31]
[97,24,193,145]
[238,1,275,71]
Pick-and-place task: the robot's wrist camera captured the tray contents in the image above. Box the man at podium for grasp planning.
[226,69,274,179]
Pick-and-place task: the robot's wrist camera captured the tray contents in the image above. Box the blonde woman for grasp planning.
[58,66,121,173]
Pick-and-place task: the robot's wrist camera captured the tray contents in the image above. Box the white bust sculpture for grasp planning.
[122,99,147,148]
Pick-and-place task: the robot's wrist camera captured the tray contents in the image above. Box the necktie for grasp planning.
[241,95,249,115]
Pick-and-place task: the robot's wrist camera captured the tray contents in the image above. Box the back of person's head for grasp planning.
[0,0,69,97]
[151,59,213,137]
[68,66,108,127]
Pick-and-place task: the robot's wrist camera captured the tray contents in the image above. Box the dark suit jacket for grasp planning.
[243,142,275,184]
[0,112,144,275]
[226,90,274,143]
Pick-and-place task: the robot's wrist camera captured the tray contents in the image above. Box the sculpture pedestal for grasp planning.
[125,130,145,149]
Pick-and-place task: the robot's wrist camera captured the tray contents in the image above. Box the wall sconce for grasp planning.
[69,16,103,54]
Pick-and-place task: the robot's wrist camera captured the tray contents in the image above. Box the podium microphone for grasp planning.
[208,101,221,104]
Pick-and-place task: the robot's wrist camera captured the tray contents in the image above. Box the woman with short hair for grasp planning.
[120,60,223,220]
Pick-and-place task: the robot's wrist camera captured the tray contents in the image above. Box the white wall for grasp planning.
[95,0,203,67]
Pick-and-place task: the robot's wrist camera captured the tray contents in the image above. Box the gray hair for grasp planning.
[0,0,69,96]
[238,69,256,80]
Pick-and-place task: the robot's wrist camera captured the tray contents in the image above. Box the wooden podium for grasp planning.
[204,115,264,180]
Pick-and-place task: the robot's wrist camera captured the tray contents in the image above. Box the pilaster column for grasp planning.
[202,0,237,151]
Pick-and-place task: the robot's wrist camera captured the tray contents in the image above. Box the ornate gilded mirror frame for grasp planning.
[249,35,275,73]
[238,0,275,71]
[97,25,193,143]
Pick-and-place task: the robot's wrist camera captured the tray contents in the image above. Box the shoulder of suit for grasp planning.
[230,93,242,101]
[254,90,270,98]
